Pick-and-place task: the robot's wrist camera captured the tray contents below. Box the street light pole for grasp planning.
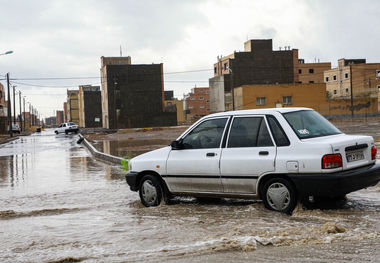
[19,91,22,131]
[6,73,12,137]
[13,85,16,125]
[23,97,26,131]
[0,50,13,56]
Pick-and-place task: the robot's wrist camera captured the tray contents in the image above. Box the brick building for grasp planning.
[100,56,176,129]
[0,83,5,117]
[78,85,102,128]
[209,39,332,113]
[56,110,64,125]
[324,59,380,105]
[297,59,331,84]
[63,102,68,122]
[184,87,210,121]
[67,90,79,124]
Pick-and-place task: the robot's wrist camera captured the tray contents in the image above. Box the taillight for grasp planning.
[371,146,377,160]
[322,154,342,169]
[69,126,72,129]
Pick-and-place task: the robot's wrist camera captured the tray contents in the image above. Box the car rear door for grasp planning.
[220,116,276,194]
[166,117,229,193]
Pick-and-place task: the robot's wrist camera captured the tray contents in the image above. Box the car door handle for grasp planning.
[259,151,269,156]
[206,152,216,157]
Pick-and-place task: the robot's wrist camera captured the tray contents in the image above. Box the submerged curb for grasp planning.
[0,136,19,146]
[78,134,126,164]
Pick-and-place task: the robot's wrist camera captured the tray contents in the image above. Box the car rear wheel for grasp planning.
[139,175,163,207]
[55,131,58,135]
[262,177,297,214]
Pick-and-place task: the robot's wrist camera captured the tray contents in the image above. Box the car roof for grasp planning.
[205,107,312,118]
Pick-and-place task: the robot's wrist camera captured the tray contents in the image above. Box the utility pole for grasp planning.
[23,97,26,131]
[13,85,16,125]
[350,65,354,118]
[6,73,12,137]
[29,103,32,127]
[19,91,22,131]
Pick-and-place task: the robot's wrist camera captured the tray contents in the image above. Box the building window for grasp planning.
[167,102,172,106]
[376,70,380,77]
[334,90,337,94]
[345,72,349,79]
[206,100,210,103]
[309,69,314,74]
[346,88,349,93]
[189,106,193,109]
[206,91,209,94]
[199,97,204,100]
[206,108,210,112]
[224,63,228,70]
[214,67,217,74]
[333,75,337,81]
[199,89,203,92]
[190,97,195,100]
[200,105,205,108]
[256,97,266,106]
[378,85,380,91]
[309,81,314,83]
[325,77,329,82]
[298,69,302,74]
[283,96,292,105]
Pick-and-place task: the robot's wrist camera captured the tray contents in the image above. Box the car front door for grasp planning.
[166,117,229,193]
[220,116,276,194]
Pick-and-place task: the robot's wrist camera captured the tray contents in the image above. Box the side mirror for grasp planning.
[170,140,183,150]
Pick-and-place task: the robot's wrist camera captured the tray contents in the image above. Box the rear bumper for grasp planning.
[126,171,139,191]
[65,128,79,133]
[288,163,380,197]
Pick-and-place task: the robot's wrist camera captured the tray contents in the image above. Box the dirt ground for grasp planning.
[83,116,380,158]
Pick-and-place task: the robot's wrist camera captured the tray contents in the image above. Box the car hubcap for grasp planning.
[141,180,157,205]
[266,182,290,211]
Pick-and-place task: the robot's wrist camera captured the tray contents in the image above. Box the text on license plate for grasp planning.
[346,151,364,162]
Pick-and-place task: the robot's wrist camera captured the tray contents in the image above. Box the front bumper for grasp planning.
[126,171,139,191]
[288,163,380,197]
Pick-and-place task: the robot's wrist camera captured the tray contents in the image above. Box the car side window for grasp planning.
[59,124,62,128]
[182,118,227,149]
[266,115,290,146]
[227,117,273,148]
[63,124,66,127]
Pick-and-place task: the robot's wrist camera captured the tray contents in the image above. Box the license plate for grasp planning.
[346,151,364,162]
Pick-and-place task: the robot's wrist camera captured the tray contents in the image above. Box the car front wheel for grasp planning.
[139,175,163,207]
[262,177,297,214]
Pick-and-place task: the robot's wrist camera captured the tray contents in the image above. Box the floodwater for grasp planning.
[0,130,379,262]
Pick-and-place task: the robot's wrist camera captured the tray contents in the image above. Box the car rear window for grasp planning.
[68,122,76,126]
[283,110,341,139]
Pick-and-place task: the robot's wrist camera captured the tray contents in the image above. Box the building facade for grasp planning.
[100,56,176,129]
[184,87,210,121]
[297,59,331,84]
[209,39,298,112]
[164,99,185,125]
[78,85,102,128]
[56,110,64,125]
[324,59,380,102]
[0,83,5,117]
[67,90,79,124]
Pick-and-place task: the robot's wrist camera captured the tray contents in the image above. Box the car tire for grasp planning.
[75,131,78,134]
[55,131,59,135]
[262,177,297,214]
[139,175,163,207]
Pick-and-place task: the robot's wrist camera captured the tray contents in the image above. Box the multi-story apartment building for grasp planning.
[324,59,380,102]
[184,87,210,121]
[56,111,64,125]
[209,39,331,113]
[78,85,102,128]
[297,59,331,84]
[100,56,176,129]
[67,90,79,124]
[0,83,6,117]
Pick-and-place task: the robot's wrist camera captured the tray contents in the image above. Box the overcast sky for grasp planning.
[1,0,380,118]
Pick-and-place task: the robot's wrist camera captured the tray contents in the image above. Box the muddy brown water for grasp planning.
[0,129,379,262]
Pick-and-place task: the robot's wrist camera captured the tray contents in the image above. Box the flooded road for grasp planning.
[1,130,379,262]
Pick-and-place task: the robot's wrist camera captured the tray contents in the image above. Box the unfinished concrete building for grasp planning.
[78,85,102,128]
[100,56,176,129]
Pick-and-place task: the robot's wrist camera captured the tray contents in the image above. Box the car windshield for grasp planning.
[283,110,341,139]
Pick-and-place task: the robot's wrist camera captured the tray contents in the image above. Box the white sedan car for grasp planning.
[125,108,380,213]
[55,122,79,135]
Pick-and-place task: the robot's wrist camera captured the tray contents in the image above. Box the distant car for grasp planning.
[54,122,79,135]
[125,107,380,214]
[12,124,21,134]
